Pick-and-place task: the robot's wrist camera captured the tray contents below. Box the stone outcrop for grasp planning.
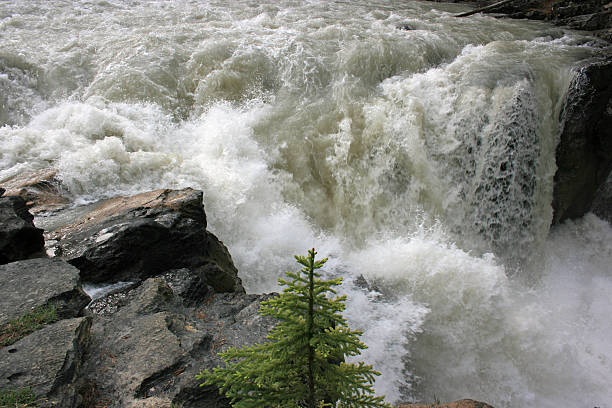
[552,53,612,223]
[0,195,44,264]
[0,258,90,326]
[44,188,244,293]
[0,185,266,408]
[550,0,612,40]
[0,232,92,406]
[0,168,71,214]
[398,399,495,408]
[0,317,92,407]
[78,277,275,408]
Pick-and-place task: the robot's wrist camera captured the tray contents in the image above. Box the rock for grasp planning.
[78,277,275,407]
[46,188,243,293]
[397,23,415,30]
[0,196,45,264]
[0,258,90,326]
[0,169,70,213]
[596,27,612,42]
[397,399,495,408]
[125,397,175,408]
[0,317,92,407]
[552,53,612,223]
[591,170,612,222]
[509,9,548,20]
[564,11,612,31]
[160,268,213,307]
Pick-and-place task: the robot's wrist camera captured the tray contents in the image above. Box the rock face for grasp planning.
[79,278,275,408]
[0,317,92,407]
[398,399,495,408]
[552,53,612,223]
[0,258,90,325]
[591,170,612,222]
[0,185,265,408]
[0,257,92,406]
[0,168,71,214]
[45,188,244,293]
[551,0,612,40]
[0,195,44,264]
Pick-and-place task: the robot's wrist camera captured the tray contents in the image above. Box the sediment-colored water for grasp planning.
[1,1,610,406]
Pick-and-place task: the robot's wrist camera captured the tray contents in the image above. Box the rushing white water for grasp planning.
[1,0,610,406]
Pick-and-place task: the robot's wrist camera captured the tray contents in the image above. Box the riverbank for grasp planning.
[429,0,612,40]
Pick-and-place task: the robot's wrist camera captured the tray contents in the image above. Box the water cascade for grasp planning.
[1,1,610,406]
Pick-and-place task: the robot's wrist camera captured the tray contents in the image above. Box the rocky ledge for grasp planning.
[0,186,273,407]
[43,188,244,293]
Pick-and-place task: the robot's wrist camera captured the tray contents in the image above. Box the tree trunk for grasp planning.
[307,249,316,408]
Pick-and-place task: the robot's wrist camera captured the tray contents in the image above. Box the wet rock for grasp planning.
[552,3,603,19]
[552,53,612,223]
[564,11,612,31]
[125,397,175,408]
[0,258,90,326]
[397,399,495,408]
[591,170,612,222]
[397,23,415,30]
[494,0,542,14]
[0,195,44,264]
[79,277,275,408]
[0,169,70,213]
[46,188,243,293]
[160,268,212,307]
[508,9,548,20]
[0,317,92,407]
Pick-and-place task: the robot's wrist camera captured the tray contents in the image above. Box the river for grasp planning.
[1,1,610,406]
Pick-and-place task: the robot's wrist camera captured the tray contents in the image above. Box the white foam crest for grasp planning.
[0,98,178,196]
[339,223,612,407]
[342,276,428,404]
[343,235,511,403]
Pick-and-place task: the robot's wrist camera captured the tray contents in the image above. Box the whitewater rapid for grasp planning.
[1,1,610,406]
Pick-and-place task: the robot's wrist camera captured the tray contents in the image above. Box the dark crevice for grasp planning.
[134,361,186,399]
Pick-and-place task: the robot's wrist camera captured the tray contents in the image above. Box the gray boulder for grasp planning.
[0,317,92,407]
[0,258,90,326]
[79,278,275,408]
[0,168,71,214]
[0,196,44,264]
[45,188,243,293]
[552,53,612,223]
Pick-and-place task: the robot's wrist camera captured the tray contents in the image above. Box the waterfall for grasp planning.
[1,1,610,406]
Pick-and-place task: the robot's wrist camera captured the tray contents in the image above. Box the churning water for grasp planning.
[1,0,610,406]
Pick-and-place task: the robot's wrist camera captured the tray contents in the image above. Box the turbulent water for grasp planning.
[1,0,611,406]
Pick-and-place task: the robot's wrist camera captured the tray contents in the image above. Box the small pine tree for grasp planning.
[197,248,391,408]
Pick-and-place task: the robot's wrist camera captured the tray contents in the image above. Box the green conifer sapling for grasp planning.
[197,248,391,408]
